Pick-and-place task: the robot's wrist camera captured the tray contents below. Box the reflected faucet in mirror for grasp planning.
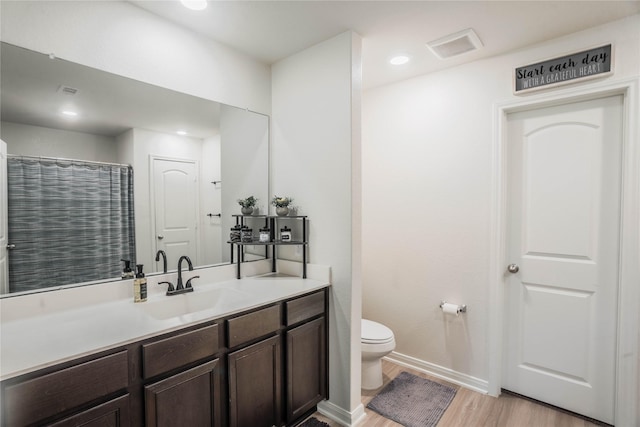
[155,250,167,274]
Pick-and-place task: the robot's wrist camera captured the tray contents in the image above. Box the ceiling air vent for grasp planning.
[57,85,79,96]
[426,28,483,60]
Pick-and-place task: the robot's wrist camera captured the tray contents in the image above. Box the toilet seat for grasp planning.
[361,319,394,344]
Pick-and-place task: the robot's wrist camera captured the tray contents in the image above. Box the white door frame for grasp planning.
[488,78,640,426]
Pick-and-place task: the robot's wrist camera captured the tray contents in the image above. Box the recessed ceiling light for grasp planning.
[180,0,207,10]
[61,110,78,117]
[177,130,188,136]
[389,55,410,66]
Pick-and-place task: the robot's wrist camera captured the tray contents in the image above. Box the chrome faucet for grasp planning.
[155,250,167,274]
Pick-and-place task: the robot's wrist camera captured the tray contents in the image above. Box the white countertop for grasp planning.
[0,264,330,381]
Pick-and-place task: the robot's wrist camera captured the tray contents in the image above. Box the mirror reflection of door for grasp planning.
[0,140,8,293]
[152,157,199,270]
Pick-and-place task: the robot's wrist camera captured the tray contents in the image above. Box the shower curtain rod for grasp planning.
[7,154,131,168]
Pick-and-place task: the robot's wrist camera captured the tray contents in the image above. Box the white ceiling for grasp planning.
[132,0,640,89]
[3,1,638,138]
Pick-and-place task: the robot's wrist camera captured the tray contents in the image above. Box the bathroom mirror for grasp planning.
[0,42,269,295]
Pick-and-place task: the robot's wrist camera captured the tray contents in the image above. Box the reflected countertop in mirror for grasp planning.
[0,42,269,296]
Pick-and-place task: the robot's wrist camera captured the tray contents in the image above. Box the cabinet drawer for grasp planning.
[286,291,325,326]
[48,394,130,427]
[227,304,281,348]
[3,350,129,427]
[143,324,220,379]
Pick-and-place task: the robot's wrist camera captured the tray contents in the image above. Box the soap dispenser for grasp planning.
[121,259,134,280]
[134,264,147,303]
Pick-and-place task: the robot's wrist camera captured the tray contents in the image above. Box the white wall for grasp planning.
[362,13,639,392]
[1,121,118,162]
[0,1,271,114]
[201,134,223,266]
[272,31,363,423]
[220,105,270,263]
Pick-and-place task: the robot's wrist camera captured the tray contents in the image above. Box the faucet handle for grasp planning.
[158,281,175,293]
[185,276,200,289]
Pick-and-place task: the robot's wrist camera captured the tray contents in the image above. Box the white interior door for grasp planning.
[504,95,623,424]
[0,140,8,293]
[152,157,199,270]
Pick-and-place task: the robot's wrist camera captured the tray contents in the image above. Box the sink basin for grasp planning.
[142,287,251,320]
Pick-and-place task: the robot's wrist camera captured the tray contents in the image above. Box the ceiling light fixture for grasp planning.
[61,110,78,117]
[176,130,188,136]
[389,55,410,66]
[180,0,207,11]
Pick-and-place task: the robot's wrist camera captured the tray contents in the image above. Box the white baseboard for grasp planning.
[317,400,366,427]
[385,351,489,394]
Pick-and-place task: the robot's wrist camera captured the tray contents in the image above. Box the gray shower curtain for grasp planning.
[7,157,135,293]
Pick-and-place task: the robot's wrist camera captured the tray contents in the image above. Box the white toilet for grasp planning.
[361,319,396,390]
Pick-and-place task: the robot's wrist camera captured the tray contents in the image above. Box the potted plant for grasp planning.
[271,196,293,216]
[238,196,257,215]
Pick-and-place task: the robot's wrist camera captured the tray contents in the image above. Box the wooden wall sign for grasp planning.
[514,44,612,93]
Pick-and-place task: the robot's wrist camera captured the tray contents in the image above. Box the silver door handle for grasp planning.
[6,244,16,250]
[157,235,164,240]
[507,264,519,274]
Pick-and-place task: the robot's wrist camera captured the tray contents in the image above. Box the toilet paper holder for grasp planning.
[439,301,467,313]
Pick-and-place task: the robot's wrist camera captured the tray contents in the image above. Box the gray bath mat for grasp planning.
[366,371,457,427]
[297,417,330,427]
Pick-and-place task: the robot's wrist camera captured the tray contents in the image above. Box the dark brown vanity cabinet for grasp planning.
[142,324,223,427]
[285,292,327,422]
[1,350,130,427]
[226,304,283,427]
[225,290,328,427]
[228,335,282,427]
[48,395,131,427]
[145,359,222,427]
[0,287,328,427]
[286,318,326,422]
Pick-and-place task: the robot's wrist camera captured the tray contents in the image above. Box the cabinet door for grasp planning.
[145,359,221,427]
[228,335,282,427]
[48,394,130,427]
[286,317,327,422]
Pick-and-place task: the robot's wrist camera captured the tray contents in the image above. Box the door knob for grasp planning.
[157,235,164,240]
[507,264,520,274]
[6,244,16,250]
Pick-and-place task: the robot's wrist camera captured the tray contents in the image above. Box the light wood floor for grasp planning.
[310,359,604,427]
